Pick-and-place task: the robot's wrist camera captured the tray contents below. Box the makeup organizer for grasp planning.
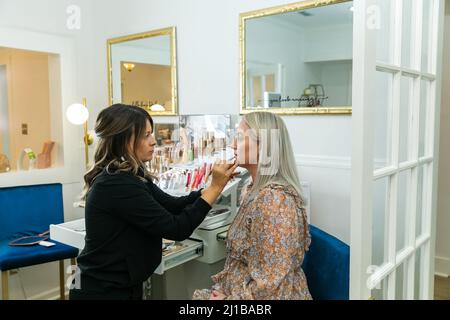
[148,114,246,275]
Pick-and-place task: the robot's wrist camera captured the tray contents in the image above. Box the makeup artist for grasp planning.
[69,104,237,300]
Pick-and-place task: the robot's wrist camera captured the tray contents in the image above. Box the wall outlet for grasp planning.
[21,123,28,135]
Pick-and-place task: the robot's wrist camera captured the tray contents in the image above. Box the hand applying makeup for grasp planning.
[200,160,238,206]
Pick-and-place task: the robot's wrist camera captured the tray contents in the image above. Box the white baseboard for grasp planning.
[27,287,68,300]
[435,256,450,277]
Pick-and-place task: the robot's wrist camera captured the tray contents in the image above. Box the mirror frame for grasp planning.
[239,0,353,115]
[107,27,178,116]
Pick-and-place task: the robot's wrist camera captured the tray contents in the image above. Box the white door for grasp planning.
[351,0,446,300]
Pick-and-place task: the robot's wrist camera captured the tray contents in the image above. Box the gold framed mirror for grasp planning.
[240,0,354,115]
[107,27,178,116]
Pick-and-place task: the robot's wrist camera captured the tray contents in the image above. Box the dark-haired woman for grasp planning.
[69,104,237,300]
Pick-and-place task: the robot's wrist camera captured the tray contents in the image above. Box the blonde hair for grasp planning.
[242,111,303,201]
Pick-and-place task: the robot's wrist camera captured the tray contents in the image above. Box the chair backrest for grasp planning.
[302,225,350,300]
[0,183,64,241]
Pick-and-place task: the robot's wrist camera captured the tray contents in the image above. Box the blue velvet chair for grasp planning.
[0,183,79,300]
[302,225,350,300]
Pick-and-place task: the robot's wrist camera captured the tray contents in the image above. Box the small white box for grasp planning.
[50,218,86,250]
[39,240,56,247]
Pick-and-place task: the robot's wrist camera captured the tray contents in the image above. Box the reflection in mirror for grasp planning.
[108,27,178,115]
[154,123,179,146]
[0,47,63,172]
[241,0,354,115]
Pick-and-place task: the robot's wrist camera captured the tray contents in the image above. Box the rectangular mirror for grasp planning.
[240,0,353,115]
[107,27,178,116]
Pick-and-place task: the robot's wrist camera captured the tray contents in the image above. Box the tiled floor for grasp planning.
[435,275,450,300]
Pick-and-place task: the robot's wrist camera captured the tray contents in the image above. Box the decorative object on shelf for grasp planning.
[300,84,328,108]
[0,154,11,173]
[66,98,94,168]
[37,141,55,169]
[17,148,36,171]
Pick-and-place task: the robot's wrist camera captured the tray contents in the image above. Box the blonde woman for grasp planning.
[193,111,311,300]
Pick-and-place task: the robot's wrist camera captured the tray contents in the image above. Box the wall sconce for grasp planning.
[123,63,135,72]
[66,98,94,168]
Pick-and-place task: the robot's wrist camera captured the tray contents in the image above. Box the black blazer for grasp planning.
[76,169,211,290]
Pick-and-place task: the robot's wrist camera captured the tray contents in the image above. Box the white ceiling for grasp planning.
[264,1,353,29]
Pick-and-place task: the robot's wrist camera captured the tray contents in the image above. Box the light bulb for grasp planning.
[150,104,166,112]
[66,103,89,125]
[123,63,135,72]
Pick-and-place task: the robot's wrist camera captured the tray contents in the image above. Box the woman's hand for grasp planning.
[201,161,238,206]
[210,161,238,190]
[210,290,226,300]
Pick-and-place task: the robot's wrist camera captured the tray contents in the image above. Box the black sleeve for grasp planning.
[104,182,211,241]
[146,181,203,215]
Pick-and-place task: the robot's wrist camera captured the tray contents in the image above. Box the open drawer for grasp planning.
[154,238,203,275]
[50,218,86,249]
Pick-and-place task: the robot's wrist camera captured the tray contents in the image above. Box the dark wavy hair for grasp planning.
[81,104,154,200]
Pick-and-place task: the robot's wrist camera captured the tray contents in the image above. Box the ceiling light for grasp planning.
[123,63,135,72]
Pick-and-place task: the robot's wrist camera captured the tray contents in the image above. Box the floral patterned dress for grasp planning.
[193,182,312,300]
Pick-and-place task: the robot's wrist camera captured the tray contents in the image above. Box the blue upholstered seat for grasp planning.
[302,225,350,300]
[0,239,78,271]
[0,184,78,272]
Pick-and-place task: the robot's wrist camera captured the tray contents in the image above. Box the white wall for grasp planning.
[436,2,450,277]
[304,24,353,62]
[89,0,352,242]
[303,24,353,106]
[246,18,306,108]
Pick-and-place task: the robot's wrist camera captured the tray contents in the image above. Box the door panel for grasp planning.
[351,0,445,300]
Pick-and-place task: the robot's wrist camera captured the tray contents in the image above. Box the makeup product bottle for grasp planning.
[188,137,194,162]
